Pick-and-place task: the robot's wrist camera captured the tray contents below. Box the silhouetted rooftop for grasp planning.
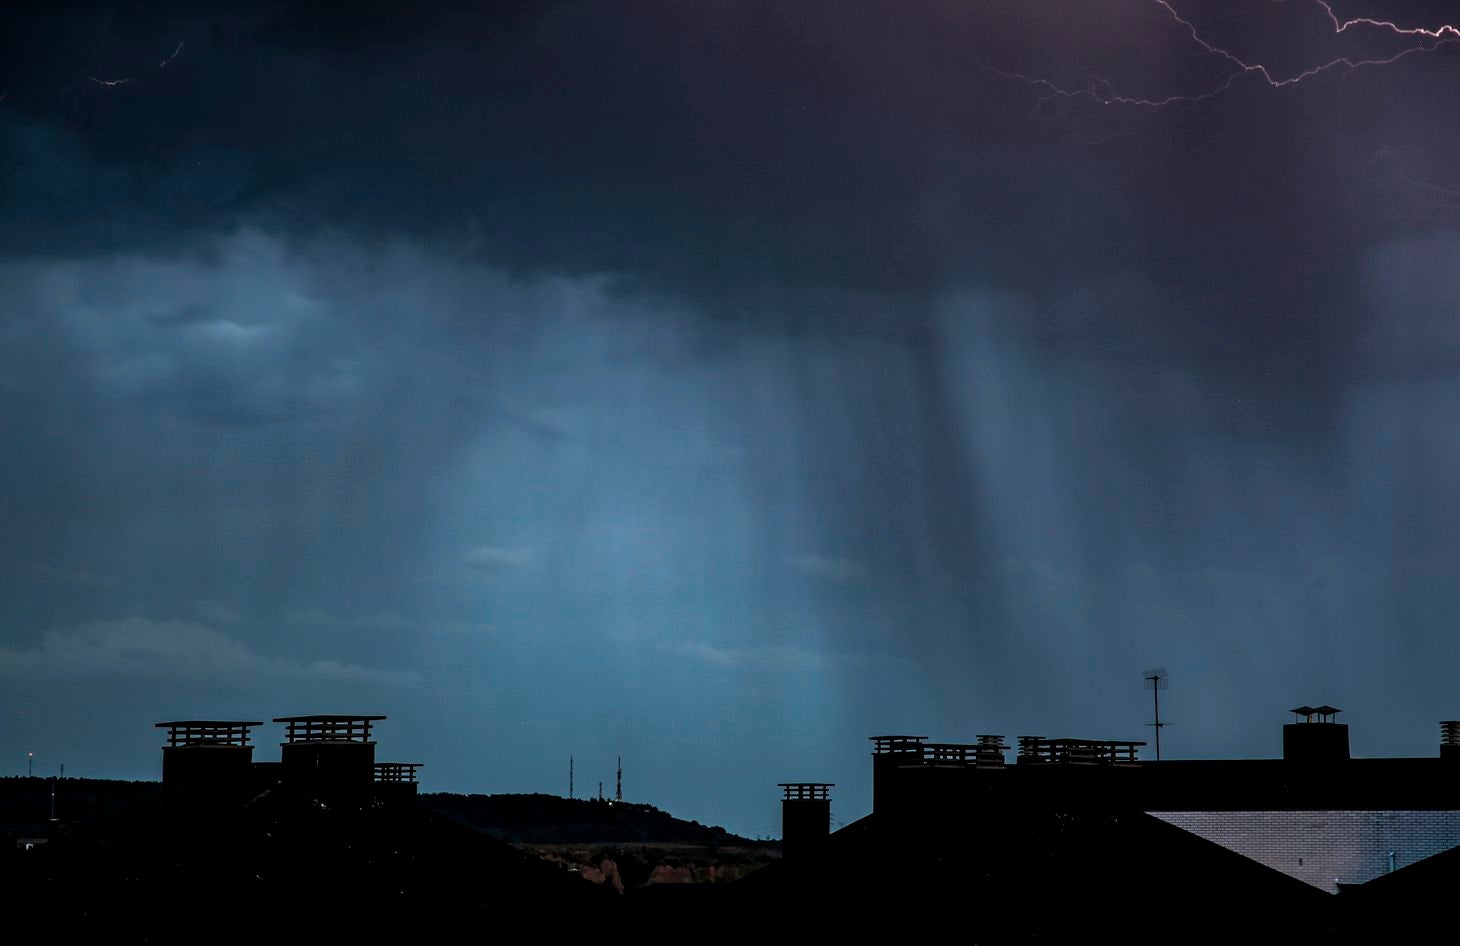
[272,714,388,722]
[275,714,386,744]
[155,720,263,748]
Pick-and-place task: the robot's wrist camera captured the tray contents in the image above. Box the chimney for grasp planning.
[975,735,1008,768]
[274,714,386,798]
[155,720,262,791]
[1282,706,1349,764]
[779,783,833,861]
[1441,721,1460,761]
[373,762,423,805]
[868,735,927,813]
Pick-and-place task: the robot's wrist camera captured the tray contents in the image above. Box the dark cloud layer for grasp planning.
[5,3,1458,319]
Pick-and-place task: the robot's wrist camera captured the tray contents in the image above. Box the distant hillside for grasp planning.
[421,791,758,845]
[0,780,779,895]
[422,793,779,891]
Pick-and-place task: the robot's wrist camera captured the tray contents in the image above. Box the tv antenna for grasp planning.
[1143,668,1169,761]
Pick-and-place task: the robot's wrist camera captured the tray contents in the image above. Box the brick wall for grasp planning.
[1147,810,1460,893]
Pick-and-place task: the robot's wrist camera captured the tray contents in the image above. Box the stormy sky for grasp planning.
[3,0,1460,835]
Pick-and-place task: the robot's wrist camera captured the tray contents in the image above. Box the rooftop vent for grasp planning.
[1441,721,1460,761]
[1290,705,1342,723]
[976,734,1009,767]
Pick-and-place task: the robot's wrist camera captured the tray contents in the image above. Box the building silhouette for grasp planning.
[855,708,1460,891]
[753,705,1460,938]
[154,712,421,806]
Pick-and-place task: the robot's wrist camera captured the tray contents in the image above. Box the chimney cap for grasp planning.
[778,782,833,800]
[1290,705,1341,722]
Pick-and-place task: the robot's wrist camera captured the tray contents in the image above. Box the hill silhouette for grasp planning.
[421,791,758,844]
[421,792,779,891]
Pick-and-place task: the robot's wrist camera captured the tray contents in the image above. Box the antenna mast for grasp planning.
[1143,668,1169,761]
[616,756,622,803]
[569,755,574,799]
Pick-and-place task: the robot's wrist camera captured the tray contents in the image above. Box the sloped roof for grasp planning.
[733,808,1336,938]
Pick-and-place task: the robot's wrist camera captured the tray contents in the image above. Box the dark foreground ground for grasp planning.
[3,777,1454,942]
[3,783,614,943]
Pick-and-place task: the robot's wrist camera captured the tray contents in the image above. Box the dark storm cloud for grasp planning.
[4,1,1458,357]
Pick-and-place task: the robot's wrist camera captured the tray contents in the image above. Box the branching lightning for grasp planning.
[979,1,1460,118]
[1159,0,1458,91]
[0,38,188,104]
[977,0,1460,202]
[83,38,185,91]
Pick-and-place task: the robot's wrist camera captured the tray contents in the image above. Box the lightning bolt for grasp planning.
[72,40,186,94]
[159,40,185,69]
[1379,148,1460,212]
[83,38,185,91]
[980,1,1460,120]
[1156,0,1459,91]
